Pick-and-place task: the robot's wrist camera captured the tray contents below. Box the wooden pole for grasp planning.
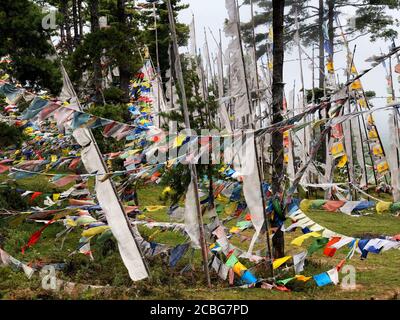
[166,0,211,288]
[250,0,262,129]
[336,15,387,187]
[235,0,274,275]
[153,2,161,128]
[294,8,311,190]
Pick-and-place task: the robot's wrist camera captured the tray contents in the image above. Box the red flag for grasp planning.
[68,157,81,170]
[336,258,346,271]
[52,175,78,187]
[274,285,291,292]
[30,192,42,203]
[323,237,341,257]
[21,220,55,254]
[322,201,345,212]
[0,164,10,173]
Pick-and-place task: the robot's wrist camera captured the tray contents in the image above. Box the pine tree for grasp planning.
[242,0,400,89]
[0,0,62,93]
[138,0,189,84]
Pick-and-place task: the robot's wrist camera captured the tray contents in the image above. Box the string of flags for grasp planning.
[2,48,400,292]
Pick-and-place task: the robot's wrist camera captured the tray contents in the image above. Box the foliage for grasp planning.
[1,184,400,299]
[0,188,28,211]
[0,122,26,149]
[158,55,220,203]
[102,86,126,104]
[0,0,62,94]
[67,24,142,98]
[137,0,189,83]
[241,0,400,57]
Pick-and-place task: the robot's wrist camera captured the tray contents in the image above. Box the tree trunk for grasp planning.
[117,0,130,100]
[90,0,104,104]
[271,0,285,259]
[318,0,325,89]
[328,0,334,70]
[59,0,67,48]
[72,0,79,46]
[78,0,83,40]
[62,0,73,54]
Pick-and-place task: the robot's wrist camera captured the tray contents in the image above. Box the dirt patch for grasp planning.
[339,284,365,291]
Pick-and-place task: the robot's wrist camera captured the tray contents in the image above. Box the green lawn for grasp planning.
[0,178,400,300]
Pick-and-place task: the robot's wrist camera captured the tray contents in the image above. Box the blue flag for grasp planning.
[313,272,332,287]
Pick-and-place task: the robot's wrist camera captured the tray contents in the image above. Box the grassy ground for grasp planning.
[0,177,400,300]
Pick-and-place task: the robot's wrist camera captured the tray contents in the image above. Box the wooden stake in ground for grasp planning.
[166,0,212,288]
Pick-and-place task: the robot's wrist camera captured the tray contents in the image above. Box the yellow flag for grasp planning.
[337,154,348,168]
[326,61,334,73]
[372,144,383,156]
[331,142,345,158]
[376,201,392,214]
[173,134,186,148]
[81,226,110,237]
[229,226,240,234]
[233,261,248,276]
[291,232,321,246]
[367,115,375,126]
[295,275,312,282]
[128,149,142,155]
[219,166,227,173]
[284,153,289,164]
[268,26,273,40]
[224,202,237,215]
[377,161,389,173]
[216,194,229,204]
[368,129,378,139]
[145,206,166,212]
[162,186,173,196]
[300,199,311,212]
[24,127,33,134]
[358,98,367,108]
[273,256,291,269]
[350,80,362,91]
[66,219,77,227]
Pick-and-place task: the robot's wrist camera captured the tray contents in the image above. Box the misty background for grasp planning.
[178,0,400,150]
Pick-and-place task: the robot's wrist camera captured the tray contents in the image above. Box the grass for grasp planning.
[0,176,400,300]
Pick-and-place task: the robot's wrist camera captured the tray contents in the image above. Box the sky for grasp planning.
[177,0,400,147]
